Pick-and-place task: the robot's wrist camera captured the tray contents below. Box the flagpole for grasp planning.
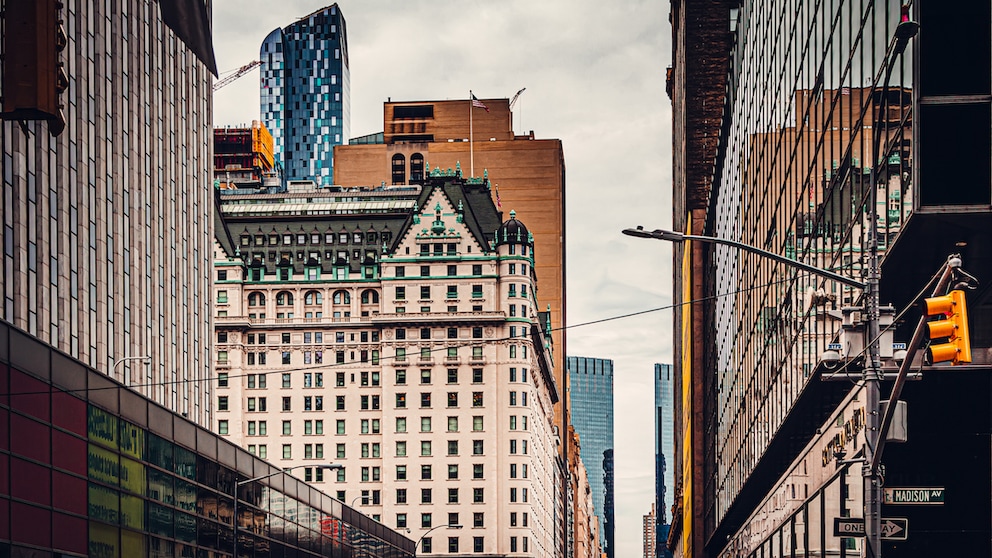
[469,90,475,178]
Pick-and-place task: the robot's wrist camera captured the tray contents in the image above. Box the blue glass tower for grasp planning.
[567,356,615,558]
[655,363,675,558]
[260,4,349,186]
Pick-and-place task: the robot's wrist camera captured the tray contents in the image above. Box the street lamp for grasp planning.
[416,523,463,554]
[233,464,342,558]
[112,355,151,387]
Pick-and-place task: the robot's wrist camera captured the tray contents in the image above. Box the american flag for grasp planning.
[471,92,490,112]
[495,184,502,208]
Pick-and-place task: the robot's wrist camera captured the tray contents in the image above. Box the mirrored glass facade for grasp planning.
[0,0,214,425]
[566,356,614,558]
[260,4,350,186]
[0,320,415,558]
[707,0,912,530]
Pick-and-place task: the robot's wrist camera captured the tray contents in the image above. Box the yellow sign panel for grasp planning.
[88,406,119,449]
[89,444,120,486]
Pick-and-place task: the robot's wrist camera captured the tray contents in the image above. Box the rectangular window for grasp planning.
[337,444,346,458]
[396,369,407,384]
[396,393,407,408]
[448,464,459,480]
[447,392,458,407]
[336,420,346,434]
[421,393,431,407]
[473,487,484,502]
[218,420,229,435]
[421,488,432,504]
[472,368,483,383]
[218,396,229,411]
[473,392,483,407]
[396,417,407,432]
[473,440,483,455]
[421,465,432,480]
[396,441,407,457]
[283,420,292,435]
[396,286,406,300]
[473,465,484,480]
[448,416,459,432]
[420,286,431,300]
[447,285,458,298]
[283,445,292,459]
[420,416,432,432]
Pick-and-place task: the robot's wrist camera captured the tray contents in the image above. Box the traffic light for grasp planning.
[922,289,972,365]
[1,0,67,135]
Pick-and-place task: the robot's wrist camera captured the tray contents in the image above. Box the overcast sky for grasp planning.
[212,1,674,555]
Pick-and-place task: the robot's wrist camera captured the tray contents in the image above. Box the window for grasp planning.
[336,420,346,434]
[472,368,483,383]
[336,396,346,411]
[447,285,458,298]
[447,392,458,407]
[282,373,291,388]
[420,369,431,384]
[474,513,484,528]
[421,393,431,408]
[421,441,432,456]
[509,392,517,406]
[396,441,407,456]
[421,488,432,504]
[472,347,483,360]
[336,444,345,458]
[448,416,459,432]
[473,465,484,479]
[283,397,292,411]
[471,284,483,298]
[473,440,484,455]
[472,416,483,431]
[396,348,406,362]
[283,421,292,435]
[446,369,458,383]
[397,488,407,504]
[396,465,407,481]
[510,416,517,430]
[396,329,407,341]
[473,536,484,553]
[396,369,407,384]
[282,445,292,459]
[395,286,406,300]
[473,392,483,407]
[421,465,432,480]
[510,537,518,553]
[397,514,407,529]
[473,487,484,502]
[396,417,407,432]
[218,420,229,435]
[448,464,459,479]
[282,351,291,365]
[448,488,459,503]
[510,440,517,454]
[217,396,229,411]
[396,393,406,408]
[420,286,431,300]
[448,537,459,553]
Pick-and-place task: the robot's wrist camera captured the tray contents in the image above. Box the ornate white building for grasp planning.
[213,172,562,557]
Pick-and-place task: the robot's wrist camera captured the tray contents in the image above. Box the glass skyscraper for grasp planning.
[260,4,349,185]
[654,363,674,558]
[1,0,216,425]
[566,356,615,558]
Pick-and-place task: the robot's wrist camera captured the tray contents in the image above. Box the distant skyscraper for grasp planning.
[643,504,657,558]
[260,4,349,185]
[567,356,615,558]
[655,363,675,558]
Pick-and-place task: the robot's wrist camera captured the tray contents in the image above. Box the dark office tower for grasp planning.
[567,356,615,558]
[0,0,217,425]
[671,2,992,557]
[654,363,674,558]
[261,4,349,186]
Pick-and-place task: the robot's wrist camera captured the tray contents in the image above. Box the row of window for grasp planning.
[220,368,529,389]
[245,290,377,307]
[393,285,488,300]
[240,230,391,247]
[228,391,496,413]
[396,264,485,278]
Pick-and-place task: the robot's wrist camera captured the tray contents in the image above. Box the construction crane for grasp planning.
[213,60,262,91]
[509,87,526,110]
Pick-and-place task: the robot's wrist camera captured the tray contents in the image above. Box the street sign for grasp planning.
[833,518,909,540]
[884,487,945,505]
[834,518,865,537]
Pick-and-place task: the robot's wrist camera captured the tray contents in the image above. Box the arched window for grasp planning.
[248,292,266,306]
[304,291,323,305]
[361,289,380,304]
[391,154,406,185]
[276,291,294,306]
[410,153,425,184]
[333,290,351,305]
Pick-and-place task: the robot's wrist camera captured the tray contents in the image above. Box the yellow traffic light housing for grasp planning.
[922,289,972,365]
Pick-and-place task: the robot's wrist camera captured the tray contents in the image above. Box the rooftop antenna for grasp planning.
[509,88,526,134]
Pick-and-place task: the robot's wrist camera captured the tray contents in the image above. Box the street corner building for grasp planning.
[669,1,992,557]
[210,170,564,557]
[0,321,416,557]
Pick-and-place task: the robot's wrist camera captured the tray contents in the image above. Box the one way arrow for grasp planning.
[881,520,905,537]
